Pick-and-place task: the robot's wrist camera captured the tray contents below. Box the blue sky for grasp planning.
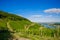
[0,0,60,22]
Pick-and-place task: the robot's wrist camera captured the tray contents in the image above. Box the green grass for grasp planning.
[0,11,60,40]
[8,20,60,40]
[10,20,31,32]
[0,20,13,40]
[0,20,7,30]
[0,20,60,40]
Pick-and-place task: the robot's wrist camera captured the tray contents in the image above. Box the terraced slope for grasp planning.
[0,11,60,40]
[0,11,42,40]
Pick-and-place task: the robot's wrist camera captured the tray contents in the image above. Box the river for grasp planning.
[40,23,56,28]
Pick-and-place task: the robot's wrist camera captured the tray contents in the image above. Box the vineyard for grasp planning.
[0,11,60,40]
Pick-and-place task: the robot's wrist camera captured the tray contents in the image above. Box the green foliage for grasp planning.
[0,30,13,40]
[9,20,31,32]
[0,11,30,21]
[0,21,7,30]
[0,20,13,40]
[0,11,60,40]
[53,23,60,25]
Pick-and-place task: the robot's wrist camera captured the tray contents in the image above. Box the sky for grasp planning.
[0,0,60,22]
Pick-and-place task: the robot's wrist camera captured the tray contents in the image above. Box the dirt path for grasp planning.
[7,22,13,32]
[7,21,30,40]
[25,23,35,30]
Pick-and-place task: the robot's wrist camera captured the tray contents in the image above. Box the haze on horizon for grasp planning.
[0,0,60,22]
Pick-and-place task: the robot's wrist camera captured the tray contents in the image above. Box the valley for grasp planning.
[0,11,60,40]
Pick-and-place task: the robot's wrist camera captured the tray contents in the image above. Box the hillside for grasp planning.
[0,11,60,40]
[0,11,42,40]
[0,11,30,21]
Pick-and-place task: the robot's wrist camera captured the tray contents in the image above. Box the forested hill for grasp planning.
[0,11,30,21]
[0,11,32,40]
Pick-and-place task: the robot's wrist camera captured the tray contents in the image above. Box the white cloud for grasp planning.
[28,14,60,22]
[44,8,60,14]
[30,15,42,18]
[28,15,42,22]
[45,15,52,18]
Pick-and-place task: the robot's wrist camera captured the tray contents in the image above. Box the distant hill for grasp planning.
[53,23,60,25]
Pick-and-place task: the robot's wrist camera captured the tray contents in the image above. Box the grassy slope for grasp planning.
[9,20,41,40]
[0,11,60,40]
[0,11,41,40]
[9,21,59,40]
